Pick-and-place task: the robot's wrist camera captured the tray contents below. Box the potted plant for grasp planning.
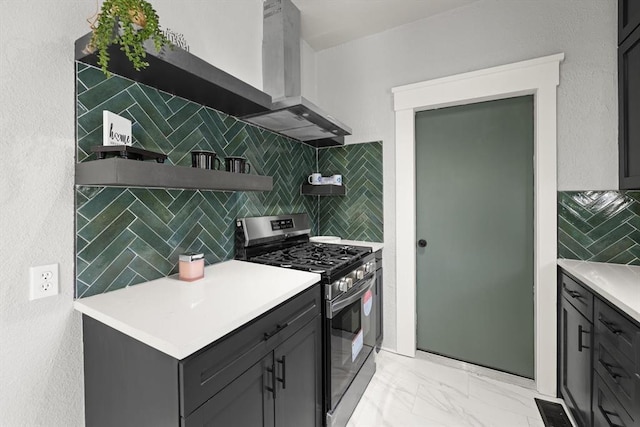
[87,0,171,76]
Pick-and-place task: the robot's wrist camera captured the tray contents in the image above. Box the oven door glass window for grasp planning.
[329,280,376,409]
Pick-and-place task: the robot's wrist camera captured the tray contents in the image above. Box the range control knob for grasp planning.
[345,277,353,289]
[338,279,349,292]
[356,269,365,280]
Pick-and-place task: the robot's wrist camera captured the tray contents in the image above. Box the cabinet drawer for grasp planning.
[180,284,320,417]
[561,273,593,322]
[595,298,638,364]
[595,339,640,422]
[593,372,635,427]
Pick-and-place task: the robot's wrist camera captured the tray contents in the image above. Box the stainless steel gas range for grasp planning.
[235,213,378,427]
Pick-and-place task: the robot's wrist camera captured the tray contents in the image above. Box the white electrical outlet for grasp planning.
[29,263,60,300]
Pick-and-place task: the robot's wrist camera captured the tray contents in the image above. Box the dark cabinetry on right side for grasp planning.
[593,298,640,427]
[619,0,640,189]
[558,269,640,427]
[559,274,594,427]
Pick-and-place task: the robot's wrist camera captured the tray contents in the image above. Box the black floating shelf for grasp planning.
[76,158,273,192]
[91,145,168,162]
[300,183,346,196]
[75,32,272,118]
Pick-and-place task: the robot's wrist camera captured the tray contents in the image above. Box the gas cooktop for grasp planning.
[249,242,371,274]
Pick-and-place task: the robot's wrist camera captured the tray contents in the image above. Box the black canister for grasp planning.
[191,151,221,170]
[224,156,251,173]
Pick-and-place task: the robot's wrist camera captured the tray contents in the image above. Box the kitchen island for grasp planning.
[75,260,320,359]
[75,260,323,427]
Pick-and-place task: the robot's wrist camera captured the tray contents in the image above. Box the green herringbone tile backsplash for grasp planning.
[76,63,316,298]
[317,142,383,242]
[558,191,640,265]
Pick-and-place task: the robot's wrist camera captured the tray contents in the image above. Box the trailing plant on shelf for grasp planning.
[87,0,171,76]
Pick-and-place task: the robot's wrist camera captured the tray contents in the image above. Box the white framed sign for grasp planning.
[103,111,132,146]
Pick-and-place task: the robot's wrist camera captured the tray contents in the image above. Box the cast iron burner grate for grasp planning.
[534,398,573,427]
[248,242,370,274]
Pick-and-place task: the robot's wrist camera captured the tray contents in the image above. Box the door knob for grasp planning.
[418,239,427,248]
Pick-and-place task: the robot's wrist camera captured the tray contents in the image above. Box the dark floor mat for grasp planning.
[534,398,573,427]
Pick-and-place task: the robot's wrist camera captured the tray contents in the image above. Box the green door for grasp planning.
[415,96,534,378]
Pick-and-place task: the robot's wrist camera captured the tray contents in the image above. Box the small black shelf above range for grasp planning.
[75,32,272,118]
[300,183,346,196]
[76,158,273,192]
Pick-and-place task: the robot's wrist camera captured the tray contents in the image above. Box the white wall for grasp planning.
[151,0,264,89]
[314,0,618,352]
[0,1,264,425]
[155,0,318,99]
[301,38,318,103]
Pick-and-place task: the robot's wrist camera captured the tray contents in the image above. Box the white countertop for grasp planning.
[340,240,384,253]
[74,260,321,360]
[558,259,640,323]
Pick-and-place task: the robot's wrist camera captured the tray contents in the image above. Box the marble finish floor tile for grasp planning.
[347,350,574,427]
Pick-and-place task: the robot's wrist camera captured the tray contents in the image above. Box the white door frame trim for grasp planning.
[392,53,564,396]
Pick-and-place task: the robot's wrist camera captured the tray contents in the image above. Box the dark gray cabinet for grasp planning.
[619,0,640,189]
[83,316,180,427]
[593,371,635,427]
[82,284,322,427]
[560,290,593,427]
[558,269,640,427]
[273,316,323,427]
[593,298,640,427]
[185,315,322,427]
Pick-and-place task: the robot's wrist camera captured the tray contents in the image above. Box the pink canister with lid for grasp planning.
[179,252,204,282]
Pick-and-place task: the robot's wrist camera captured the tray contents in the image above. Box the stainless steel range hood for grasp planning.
[242,0,351,148]
[243,96,351,147]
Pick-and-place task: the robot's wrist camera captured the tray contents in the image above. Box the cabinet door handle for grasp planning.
[264,303,316,341]
[266,365,276,398]
[601,409,625,427]
[264,323,287,341]
[601,360,623,383]
[599,316,622,336]
[578,325,590,351]
[276,356,286,389]
[562,283,582,298]
[567,290,582,299]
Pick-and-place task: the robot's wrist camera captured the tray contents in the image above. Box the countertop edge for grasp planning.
[557,259,640,324]
[74,262,321,360]
[74,301,186,358]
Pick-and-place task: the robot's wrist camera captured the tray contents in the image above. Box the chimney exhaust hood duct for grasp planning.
[242,0,351,147]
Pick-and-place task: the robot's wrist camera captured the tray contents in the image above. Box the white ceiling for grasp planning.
[290,0,479,51]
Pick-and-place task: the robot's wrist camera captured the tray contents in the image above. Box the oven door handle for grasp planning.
[328,278,374,318]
